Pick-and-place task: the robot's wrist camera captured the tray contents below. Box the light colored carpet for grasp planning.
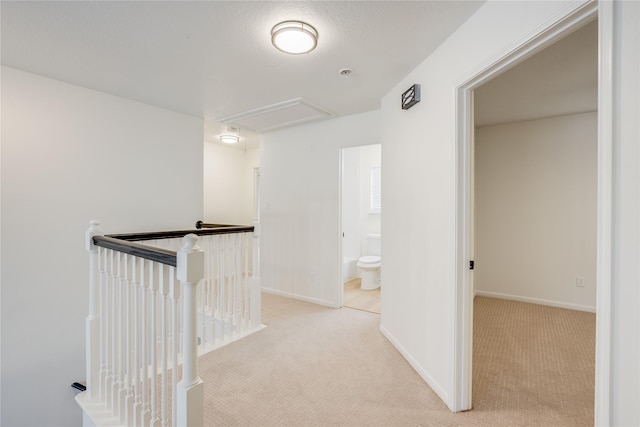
[343,278,381,314]
[472,296,595,426]
[199,293,594,426]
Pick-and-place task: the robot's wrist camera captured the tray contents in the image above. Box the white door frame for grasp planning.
[452,1,612,424]
[338,147,346,308]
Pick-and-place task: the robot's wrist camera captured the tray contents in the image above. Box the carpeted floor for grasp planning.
[199,293,595,426]
[472,296,595,426]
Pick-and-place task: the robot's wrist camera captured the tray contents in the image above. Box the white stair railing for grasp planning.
[139,229,262,355]
[77,220,262,427]
[198,231,254,351]
[176,234,204,427]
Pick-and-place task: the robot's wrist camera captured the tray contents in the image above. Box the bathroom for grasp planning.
[341,144,381,312]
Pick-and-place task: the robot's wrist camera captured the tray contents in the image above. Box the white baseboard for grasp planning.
[261,287,339,308]
[198,324,267,356]
[474,290,596,313]
[379,324,450,407]
[75,392,119,427]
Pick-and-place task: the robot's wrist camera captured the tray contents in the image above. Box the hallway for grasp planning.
[197,293,594,426]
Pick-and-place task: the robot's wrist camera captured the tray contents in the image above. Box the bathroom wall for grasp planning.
[474,112,597,311]
[360,144,382,242]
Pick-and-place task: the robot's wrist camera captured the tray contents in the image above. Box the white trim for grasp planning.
[379,324,449,404]
[452,82,474,412]
[197,324,267,356]
[456,2,598,89]
[594,1,613,425]
[453,0,606,415]
[338,148,346,309]
[475,291,596,313]
[75,392,120,427]
[261,287,340,309]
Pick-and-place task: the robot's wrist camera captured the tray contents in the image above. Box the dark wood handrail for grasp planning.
[195,221,238,229]
[92,224,254,267]
[92,223,254,267]
[93,236,177,267]
[106,225,254,242]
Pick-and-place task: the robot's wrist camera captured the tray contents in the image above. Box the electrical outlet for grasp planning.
[576,276,585,287]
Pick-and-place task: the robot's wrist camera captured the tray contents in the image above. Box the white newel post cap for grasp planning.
[85,220,104,252]
[177,234,205,283]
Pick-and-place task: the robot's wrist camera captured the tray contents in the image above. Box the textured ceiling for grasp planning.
[1,1,596,147]
[1,1,485,148]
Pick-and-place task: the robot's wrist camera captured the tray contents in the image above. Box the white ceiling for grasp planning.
[1,0,485,149]
[474,19,598,127]
[1,2,598,147]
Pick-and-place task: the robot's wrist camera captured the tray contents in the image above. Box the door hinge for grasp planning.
[469,260,475,270]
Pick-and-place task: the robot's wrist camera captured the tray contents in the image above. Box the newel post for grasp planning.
[85,220,103,400]
[251,218,262,329]
[176,234,205,427]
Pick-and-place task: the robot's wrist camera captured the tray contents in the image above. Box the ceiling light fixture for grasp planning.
[271,20,318,55]
[220,134,239,144]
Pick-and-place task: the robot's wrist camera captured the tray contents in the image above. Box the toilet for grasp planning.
[357,234,381,290]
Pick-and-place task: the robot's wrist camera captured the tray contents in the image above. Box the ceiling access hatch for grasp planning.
[218,98,334,133]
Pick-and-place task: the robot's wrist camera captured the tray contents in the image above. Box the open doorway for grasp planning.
[340,144,381,314]
[452,2,612,422]
[472,18,598,419]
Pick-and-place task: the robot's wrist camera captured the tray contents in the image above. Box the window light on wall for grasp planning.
[370,166,381,213]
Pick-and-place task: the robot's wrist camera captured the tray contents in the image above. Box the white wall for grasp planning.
[0,67,204,426]
[379,0,595,408]
[475,112,597,311]
[610,1,640,424]
[203,142,259,225]
[260,111,380,307]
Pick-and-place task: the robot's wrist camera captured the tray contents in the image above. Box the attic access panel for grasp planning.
[219,98,334,133]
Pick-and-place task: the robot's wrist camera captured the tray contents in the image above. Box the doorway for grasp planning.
[453,2,612,423]
[340,144,381,314]
[473,20,598,417]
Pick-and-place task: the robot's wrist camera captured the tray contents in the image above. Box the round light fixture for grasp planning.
[271,20,318,55]
[220,134,239,144]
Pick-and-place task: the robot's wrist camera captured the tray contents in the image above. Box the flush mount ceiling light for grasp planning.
[271,20,318,55]
[219,134,239,144]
